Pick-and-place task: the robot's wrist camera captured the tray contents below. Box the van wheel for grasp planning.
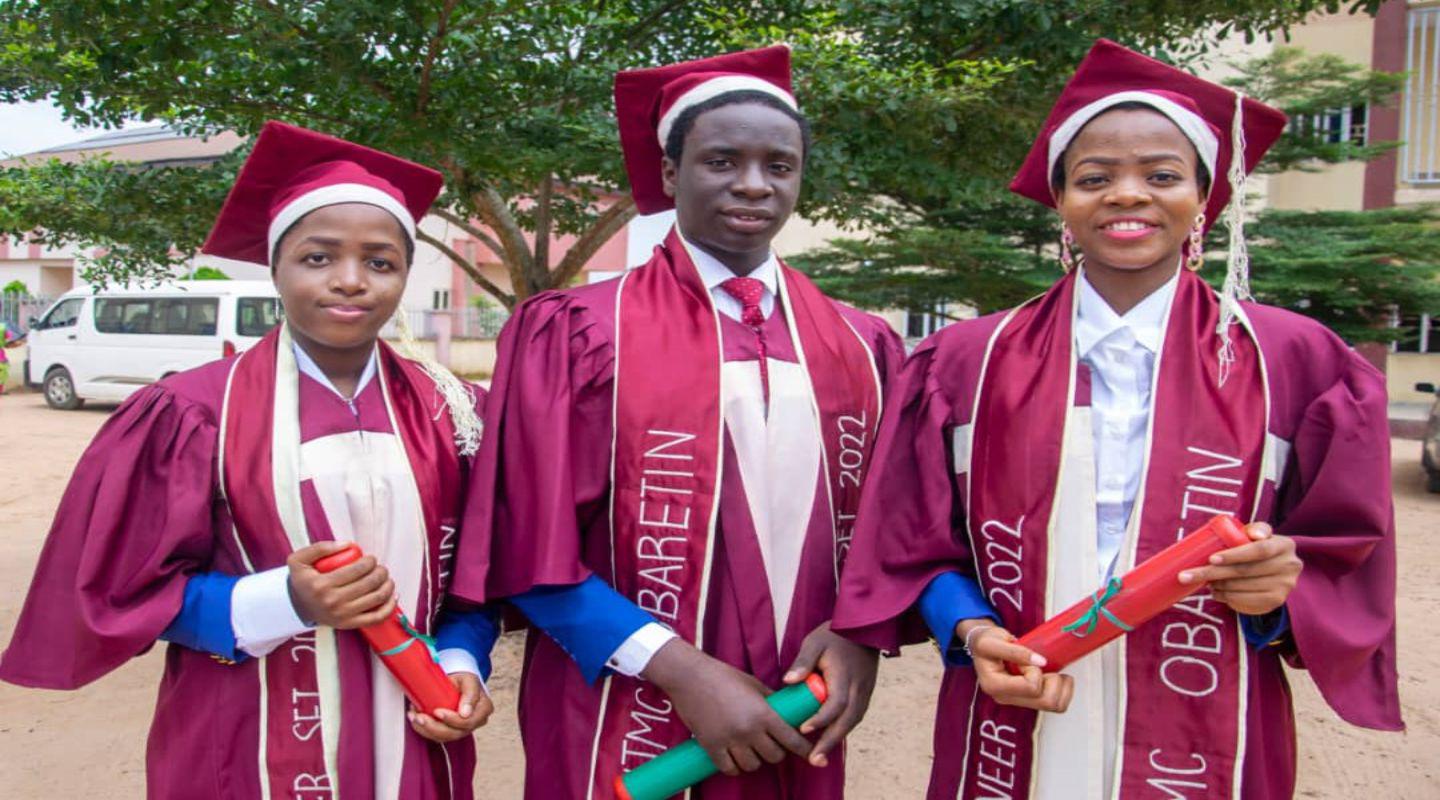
[43,367,82,410]
[1428,471,1440,494]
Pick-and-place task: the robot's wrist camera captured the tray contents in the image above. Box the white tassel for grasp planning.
[393,310,483,457]
[1216,90,1252,388]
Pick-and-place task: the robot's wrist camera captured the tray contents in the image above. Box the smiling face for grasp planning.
[1054,107,1208,279]
[661,101,804,274]
[271,202,409,353]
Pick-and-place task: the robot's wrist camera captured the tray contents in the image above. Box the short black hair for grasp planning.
[663,90,812,163]
[1049,101,1211,196]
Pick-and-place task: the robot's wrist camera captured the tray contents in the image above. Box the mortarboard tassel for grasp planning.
[1217,91,1253,388]
[393,310,483,457]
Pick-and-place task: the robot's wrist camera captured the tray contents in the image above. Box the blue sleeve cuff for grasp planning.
[509,575,656,684]
[1240,606,1290,649]
[434,606,501,681]
[160,572,246,662]
[918,571,998,668]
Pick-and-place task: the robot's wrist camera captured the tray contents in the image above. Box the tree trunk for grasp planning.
[421,180,638,310]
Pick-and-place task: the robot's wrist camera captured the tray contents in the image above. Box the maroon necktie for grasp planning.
[720,276,770,406]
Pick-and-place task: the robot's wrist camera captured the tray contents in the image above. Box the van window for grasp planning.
[95,297,219,335]
[237,297,281,337]
[38,297,84,329]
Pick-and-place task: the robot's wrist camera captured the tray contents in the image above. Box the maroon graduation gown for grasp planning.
[452,277,902,799]
[832,300,1402,799]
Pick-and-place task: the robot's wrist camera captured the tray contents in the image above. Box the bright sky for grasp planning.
[0,99,125,158]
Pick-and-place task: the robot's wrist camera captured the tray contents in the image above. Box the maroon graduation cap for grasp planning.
[202,121,444,265]
[614,45,796,214]
[1009,38,1287,233]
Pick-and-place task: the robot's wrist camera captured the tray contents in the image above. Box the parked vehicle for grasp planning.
[1418,382,1440,493]
[25,281,280,409]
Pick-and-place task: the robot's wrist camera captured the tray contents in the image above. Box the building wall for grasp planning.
[1388,351,1440,401]
[386,337,497,379]
[1263,11,1376,211]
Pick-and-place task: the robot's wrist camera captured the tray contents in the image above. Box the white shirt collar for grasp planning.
[679,230,780,297]
[1075,270,1179,358]
[292,341,378,401]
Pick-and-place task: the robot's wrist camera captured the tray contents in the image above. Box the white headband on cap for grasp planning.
[266,182,416,263]
[1046,90,1220,179]
[656,75,798,146]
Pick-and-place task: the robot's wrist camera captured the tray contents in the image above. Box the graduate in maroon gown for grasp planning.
[0,121,498,799]
[832,40,1402,800]
[450,46,904,799]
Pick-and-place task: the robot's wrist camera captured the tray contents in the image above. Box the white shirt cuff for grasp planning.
[232,566,313,658]
[436,647,489,696]
[606,623,678,677]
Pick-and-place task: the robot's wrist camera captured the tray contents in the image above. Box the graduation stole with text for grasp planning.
[591,228,882,795]
[956,269,1269,800]
[218,324,465,799]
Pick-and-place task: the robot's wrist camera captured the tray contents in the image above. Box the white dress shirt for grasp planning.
[683,233,781,319]
[1074,271,1179,579]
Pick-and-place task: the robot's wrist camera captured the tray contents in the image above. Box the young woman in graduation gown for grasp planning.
[833,40,1402,800]
[450,47,903,799]
[0,121,498,799]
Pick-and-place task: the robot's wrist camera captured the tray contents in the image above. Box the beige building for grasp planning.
[1216,2,1440,401]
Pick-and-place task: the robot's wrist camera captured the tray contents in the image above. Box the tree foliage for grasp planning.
[0,0,1370,306]
[0,0,1018,304]
[1215,207,1440,343]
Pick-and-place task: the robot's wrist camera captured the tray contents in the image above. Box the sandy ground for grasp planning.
[0,389,1434,798]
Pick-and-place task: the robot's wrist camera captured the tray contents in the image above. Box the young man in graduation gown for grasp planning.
[450,46,903,799]
[0,122,499,799]
[832,40,1402,800]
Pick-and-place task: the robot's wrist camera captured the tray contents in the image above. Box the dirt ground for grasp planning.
[0,390,1434,798]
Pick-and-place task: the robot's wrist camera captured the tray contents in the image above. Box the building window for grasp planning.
[1393,312,1439,353]
[1295,104,1367,145]
[904,303,952,340]
[1404,7,1440,183]
[433,289,451,310]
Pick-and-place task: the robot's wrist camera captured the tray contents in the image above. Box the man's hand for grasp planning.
[782,621,878,767]
[409,672,494,743]
[286,541,397,629]
[642,640,811,775]
[958,620,1073,713]
[1178,522,1301,615]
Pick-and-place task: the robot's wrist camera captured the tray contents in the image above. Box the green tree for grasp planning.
[0,0,1017,305]
[0,0,1362,306]
[184,266,231,280]
[1213,207,1440,343]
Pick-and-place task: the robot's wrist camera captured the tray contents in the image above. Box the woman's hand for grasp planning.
[1178,522,1301,615]
[782,621,879,767]
[957,619,1074,713]
[642,640,812,775]
[409,672,494,743]
[286,541,397,629]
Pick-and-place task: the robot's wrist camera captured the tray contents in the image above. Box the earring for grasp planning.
[1186,213,1206,271]
[1059,223,1076,272]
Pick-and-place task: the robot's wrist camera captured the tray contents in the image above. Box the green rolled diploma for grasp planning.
[613,673,829,800]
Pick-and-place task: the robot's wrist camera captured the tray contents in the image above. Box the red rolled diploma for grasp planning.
[313,543,461,716]
[1008,514,1251,675]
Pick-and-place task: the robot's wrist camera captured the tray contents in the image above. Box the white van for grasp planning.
[25,280,280,409]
